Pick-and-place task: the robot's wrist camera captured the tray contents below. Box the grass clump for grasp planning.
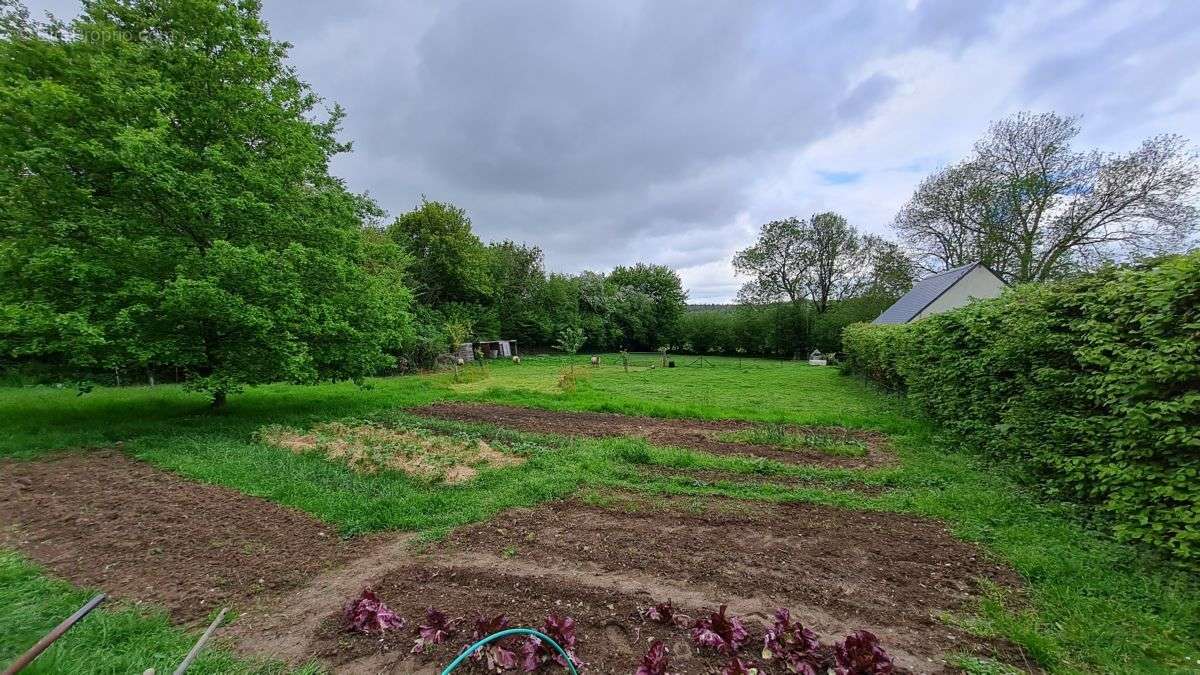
[1,356,1199,672]
[0,551,308,674]
[717,423,869,457]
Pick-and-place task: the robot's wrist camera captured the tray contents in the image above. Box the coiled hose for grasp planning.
[440,628,579,675]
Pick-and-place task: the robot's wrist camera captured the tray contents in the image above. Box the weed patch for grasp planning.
[716,424,870,458]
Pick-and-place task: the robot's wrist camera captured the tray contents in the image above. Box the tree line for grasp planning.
[1,1,1195,406]
[384,198,687,367]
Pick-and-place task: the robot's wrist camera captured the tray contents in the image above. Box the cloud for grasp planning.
[26,0,1200,302]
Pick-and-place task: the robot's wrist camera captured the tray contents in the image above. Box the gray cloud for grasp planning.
[24,0,1200,301]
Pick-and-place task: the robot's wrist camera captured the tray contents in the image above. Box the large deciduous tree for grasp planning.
[734,213,896,313]
[0,0,412,406]
[387,198,492,307]
[607,263,687,349]
[894,111,1199,282]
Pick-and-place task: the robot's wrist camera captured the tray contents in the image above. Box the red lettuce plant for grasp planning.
[721,656,764,675]
[690,605,749,655]
[762,608,820,674]
[519,613,582,671]
[343,588,406,635]
[636,639,671,675]
[641,600,688,627]
[467,614,519,673]
[411,607,462,654]
[834,630,894,675]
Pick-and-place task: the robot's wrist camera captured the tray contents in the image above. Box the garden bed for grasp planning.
[296,496,1027,674]
[0,451,367,624]
[636,466,889,495]
[411,403,894,468]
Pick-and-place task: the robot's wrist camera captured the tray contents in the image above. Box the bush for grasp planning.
[841,254,1200,565]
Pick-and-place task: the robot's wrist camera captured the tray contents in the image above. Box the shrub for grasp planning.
[841,254,1200,564]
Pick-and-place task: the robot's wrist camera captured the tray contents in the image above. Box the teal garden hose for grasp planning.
[441,628,579,675]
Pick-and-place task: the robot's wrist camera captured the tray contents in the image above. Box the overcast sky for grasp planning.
[27,0,1200,302]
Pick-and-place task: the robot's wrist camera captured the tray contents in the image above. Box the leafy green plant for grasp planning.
[445,320,473,380]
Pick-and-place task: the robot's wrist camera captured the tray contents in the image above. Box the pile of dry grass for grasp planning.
[257,422,523,484]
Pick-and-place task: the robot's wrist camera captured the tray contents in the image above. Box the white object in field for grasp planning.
[808,349,827,366]
[512,355,521,364]
[456,357,465,366]
[590,356,599,365]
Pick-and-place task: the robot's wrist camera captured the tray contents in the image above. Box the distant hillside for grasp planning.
[686,303,742,313]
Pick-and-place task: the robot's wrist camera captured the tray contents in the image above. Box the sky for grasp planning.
[25,0,1200,302]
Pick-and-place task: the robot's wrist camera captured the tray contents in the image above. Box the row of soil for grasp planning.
[410,403,895,469]
[1,453,1029,673]
[0,452,367,624]
[311,496,1027,674]
[636,465,889,495]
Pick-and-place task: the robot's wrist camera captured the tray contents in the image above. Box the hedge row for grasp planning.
[842,254,1200,564]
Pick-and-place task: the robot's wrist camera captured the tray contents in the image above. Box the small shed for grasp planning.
[458,340,518,360]
[475,340,517,358]
[873,262,1006,324]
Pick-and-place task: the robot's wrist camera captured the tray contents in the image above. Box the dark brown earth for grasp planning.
[0,454,1031,674]
[311,565,847,675]
[0,451,364,624]
[302,496,1029,674]
[411,403,895,469]
[637,465,889,496]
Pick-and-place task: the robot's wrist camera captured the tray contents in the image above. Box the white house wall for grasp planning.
[915,266,1006,320]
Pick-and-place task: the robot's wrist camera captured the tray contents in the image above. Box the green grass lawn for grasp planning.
[2,354,1198,673]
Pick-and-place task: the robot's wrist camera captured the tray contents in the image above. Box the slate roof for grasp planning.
[873,262,985,324]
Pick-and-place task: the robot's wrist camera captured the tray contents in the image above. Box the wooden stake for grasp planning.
[2,593,105,675]
[172,607,227,675]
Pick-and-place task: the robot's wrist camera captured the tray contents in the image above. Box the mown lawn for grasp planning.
[1,354,1198,674]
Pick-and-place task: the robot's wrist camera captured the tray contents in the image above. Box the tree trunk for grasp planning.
[211,390,227,409]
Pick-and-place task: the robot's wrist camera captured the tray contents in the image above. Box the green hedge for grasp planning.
[842,254,1200,564]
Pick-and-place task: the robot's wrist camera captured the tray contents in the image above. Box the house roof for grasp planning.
[873,262,987,325]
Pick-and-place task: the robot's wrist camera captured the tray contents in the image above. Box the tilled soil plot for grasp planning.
[303,496,1029,674]
[637,466,889,496]
[0,451,364,624]
[411,403,894,469]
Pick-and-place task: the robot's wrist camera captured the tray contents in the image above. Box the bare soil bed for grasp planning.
[637,465,889,495]
[0,451,364,624]
[1,453,1028,673]
[412,403,894,469]
[303,496,1027,674]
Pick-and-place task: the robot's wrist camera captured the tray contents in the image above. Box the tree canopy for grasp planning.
[0,0,412,405]
[894,111,1199,282]
[734,213,909,313]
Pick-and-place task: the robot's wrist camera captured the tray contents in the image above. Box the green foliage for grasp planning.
[382,199,689,356]
[553,326,586,356]
[388,198,492,306]
[607,263,688,349]
[842,254,1200,564]
[0,0,411,404]
[677,296,895,357]
[488,240,548,343]
[3,359,1200,671]
[0,551,300,674]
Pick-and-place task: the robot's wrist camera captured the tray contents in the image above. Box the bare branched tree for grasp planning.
[805,212,863,313]
[734,213,909,312]
[733,217,811,307]
[894,111,1199,282]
